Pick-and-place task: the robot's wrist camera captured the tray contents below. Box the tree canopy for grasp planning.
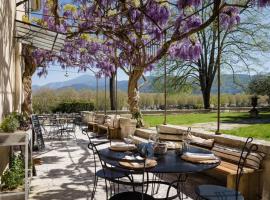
[248,75,270,100]
[24,0,270,125]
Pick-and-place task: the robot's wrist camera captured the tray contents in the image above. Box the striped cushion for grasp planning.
[188,135,214,149]
[212,144,265,170]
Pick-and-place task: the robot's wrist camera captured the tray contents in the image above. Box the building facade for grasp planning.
[0,0,24,174]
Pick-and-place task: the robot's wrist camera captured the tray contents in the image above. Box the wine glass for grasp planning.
[124,133,133,145]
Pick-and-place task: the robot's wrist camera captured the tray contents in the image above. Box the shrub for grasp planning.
[1,154,25,190]
[52,101,95,113]
[0,114,19,133]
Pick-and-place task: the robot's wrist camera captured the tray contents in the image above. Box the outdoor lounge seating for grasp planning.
[129,125,266,199]
[85,112,137,140]
[195,137,259,200]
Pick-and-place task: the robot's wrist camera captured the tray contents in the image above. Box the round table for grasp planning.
[98,146,220,200]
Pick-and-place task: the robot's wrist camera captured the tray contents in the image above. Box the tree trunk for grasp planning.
[202,87,211,109]
[21,46,37,118]
[199,69,213,109]
[128,69,144,127]
[109,73,116,110]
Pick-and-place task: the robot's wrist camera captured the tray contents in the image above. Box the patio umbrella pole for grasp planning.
[105,76,107,115]
[163,33,167,125]
[164,58,167,125]
[96,76,99,113]
[216,10,221,135]
[115,69,118,115]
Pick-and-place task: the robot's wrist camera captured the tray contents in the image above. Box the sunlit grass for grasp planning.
[223,124,270,140]
[143,112,270,140]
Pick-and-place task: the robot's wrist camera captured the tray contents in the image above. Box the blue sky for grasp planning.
[32,67,132,85]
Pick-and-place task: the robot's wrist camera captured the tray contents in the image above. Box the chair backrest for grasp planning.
[89,141,148,199]
[31,115,45,150]
[235,137,258,199]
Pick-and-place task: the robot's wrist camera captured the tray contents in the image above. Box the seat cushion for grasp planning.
[212,144,265,169]
[196,185,244,200]
[188,135,214,149]
[96,168,126,179]
[109,191,155,200]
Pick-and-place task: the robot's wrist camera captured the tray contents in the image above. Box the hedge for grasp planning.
[52,102,94,113]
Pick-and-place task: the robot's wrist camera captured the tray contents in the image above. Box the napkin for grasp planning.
[137,142,154,158]
[124,155,144,160]
[111,143,136,148]
[123,155,144,167]
[181,152,217,162]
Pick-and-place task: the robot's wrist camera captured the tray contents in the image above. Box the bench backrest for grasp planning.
[212,144,265,170]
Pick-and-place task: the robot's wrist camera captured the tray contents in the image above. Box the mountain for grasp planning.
[33,74,252,94]
[33,74,156,92]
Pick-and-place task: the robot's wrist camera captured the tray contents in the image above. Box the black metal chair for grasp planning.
[97,148,155,200]
[88,137,133,200]
[195,137,258,200]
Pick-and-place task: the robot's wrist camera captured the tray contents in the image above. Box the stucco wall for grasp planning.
[0,0,23,175]
[0,0,23,122]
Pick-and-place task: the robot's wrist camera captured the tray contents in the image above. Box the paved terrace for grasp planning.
[29,127,220,200]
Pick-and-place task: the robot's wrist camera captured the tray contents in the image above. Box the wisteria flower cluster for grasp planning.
[30,0,269,78]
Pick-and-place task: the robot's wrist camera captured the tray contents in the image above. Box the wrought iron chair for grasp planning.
[94,145,155,200]
[88,137,133,200]
[195,137,258,200]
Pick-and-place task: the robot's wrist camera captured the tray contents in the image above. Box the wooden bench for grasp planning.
[97,124,108,135]
[192,142,265,200]
[88,122,98,133]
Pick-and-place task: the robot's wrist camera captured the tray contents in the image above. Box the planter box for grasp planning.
[0,131,32,200]
[0,191,24,200]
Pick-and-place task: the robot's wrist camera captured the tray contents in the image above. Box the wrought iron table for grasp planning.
[99,146,220,200]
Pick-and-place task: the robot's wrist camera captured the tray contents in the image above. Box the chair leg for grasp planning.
[91,176,98,200]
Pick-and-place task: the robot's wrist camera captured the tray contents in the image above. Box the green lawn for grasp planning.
[143,112,270,140]
[223,124,270,140]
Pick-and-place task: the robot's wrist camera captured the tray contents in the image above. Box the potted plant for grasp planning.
[0,154,25,200]
[0,112,30,133]
[0,114,19,133]
[0,113,31,200]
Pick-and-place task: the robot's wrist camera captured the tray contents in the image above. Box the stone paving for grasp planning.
[29,127,221,200]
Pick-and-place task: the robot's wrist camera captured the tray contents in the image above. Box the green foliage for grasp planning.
[52,101,94,113]
[0,113,20,133]
[1,154,25,190]
[32,88,269,114]
[248,75,270,102]
[9,112,30,130]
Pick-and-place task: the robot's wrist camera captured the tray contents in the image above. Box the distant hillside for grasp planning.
[33,74,252,94]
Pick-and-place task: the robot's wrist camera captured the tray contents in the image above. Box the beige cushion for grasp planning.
[119,117,131,128]
[95,114,105,124]
[112,115,120,128]
[82,111,94,123]
[135,128,156,139]
[120,114,132,119]
[212,144,265,170]
[121,124,136,139]
[158,133,185,141]
[104,118,112,127]
[188,135,214,149]
[158,124,187,135]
